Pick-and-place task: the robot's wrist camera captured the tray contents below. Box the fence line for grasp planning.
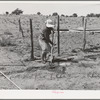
[19,16,100,59]
[56,16,100,56]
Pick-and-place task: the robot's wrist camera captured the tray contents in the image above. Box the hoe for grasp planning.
[50,31,55,63]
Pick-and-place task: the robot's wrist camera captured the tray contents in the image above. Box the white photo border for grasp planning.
[0,1,100,99]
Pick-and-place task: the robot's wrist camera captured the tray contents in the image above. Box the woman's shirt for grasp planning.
[39,26,53,45]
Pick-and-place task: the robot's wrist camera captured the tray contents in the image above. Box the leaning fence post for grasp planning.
[57,15,60,56]
[83,18,87,51]
[18,19,24,37]
[82,17,84,27]
[30,19,34,60]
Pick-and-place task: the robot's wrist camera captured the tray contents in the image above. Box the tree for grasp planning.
[72,13,78,17]
[11,8,23,15]
[52,12,58,16]
[37,12,41,15]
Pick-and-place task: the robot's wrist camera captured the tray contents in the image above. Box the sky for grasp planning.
[0,1,100,16]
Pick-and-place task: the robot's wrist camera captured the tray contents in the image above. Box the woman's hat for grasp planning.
[45,19,54,28]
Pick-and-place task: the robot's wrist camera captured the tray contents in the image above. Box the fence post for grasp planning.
[30,19,34,60]
[83,18,87,51]
[82,17,84,27]
[18,19,24,37]
[57,15,60,56]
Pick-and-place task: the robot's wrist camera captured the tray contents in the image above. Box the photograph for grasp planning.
[0,1,100,99]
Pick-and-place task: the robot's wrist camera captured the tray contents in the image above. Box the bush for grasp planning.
[87,13,100,17]
[0,33,16,46]
[0,38,16,47]
[52,12,58,16]
[72,13,78,17]
[61,14,65,17]
[86,13,95,17]
[6,11,9,15]
[37,12,41,15]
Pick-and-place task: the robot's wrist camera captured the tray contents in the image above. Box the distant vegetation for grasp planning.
[37,12,41,15]
[52,12,58,16]
[11,8,23,15]
[4,9,100,17]
[70,13,78,17]
[86,13,100,17]
[5,11,9,15]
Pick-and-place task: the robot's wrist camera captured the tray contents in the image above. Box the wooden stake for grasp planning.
[83,18,87,51]
[30,19,34,60]
[57,15,60,56]
[18,19,24,37]
[82,17,84,27]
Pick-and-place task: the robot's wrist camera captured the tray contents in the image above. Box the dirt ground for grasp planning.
[1,46,100,90]
[1,15,100,90]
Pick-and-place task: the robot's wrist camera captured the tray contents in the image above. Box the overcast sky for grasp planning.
[0,1,100,16]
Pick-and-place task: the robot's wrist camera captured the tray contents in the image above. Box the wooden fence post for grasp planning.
[83,18,87,51]
[18,19,24,37]
[30,19,34,60]
[57,15,60,56]
[82,17,84,27]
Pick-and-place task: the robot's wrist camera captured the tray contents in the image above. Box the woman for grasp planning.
[39,19,55,63]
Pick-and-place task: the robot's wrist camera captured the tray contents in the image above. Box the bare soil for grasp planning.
[0,15,100,90]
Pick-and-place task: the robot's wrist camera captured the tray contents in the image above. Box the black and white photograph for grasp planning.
[0,1,100,99]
